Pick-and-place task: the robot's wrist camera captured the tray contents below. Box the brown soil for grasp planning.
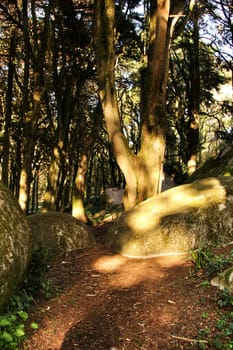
[22,223,231,350]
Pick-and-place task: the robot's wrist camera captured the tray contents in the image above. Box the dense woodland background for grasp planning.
[0,0,232,218]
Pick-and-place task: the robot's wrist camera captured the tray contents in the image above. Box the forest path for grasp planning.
[23,224,220,350]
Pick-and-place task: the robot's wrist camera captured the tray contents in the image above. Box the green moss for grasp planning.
[27,212,96,261]
[0,183,32,310]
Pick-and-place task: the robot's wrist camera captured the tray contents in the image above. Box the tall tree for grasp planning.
[186,2,200,175]
[2,28,16,186]
[166,1,230,174]
[18,0,31,212]
[94,0,194,209]
[43,0,96,217]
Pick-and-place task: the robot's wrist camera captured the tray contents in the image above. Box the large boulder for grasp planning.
[0,183,32,310]
[103,177,233,258]
[27,212,96,260]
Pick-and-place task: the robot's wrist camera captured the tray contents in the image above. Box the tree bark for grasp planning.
[72,154,88,222]
[187,3,200,175]
[139,0,171,198]
[18,0,31,212]
[94,0,137,209]
[2,28,16,186]
[94,0,183,209]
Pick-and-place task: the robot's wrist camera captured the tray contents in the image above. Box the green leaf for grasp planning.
[15,328,25,338]
[201,280,210,287]
[0,316,11,327]
[31,322,39,330]
[1,331,13,343]
[18,311,28,321]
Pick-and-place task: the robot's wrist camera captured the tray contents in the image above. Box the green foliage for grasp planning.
[0,248,57,349]
[190,246,233,349]
[188,246,213,270]
[188,246,233,276]
[198,312,233,350]
[0,294,39,349]
[212,312,233,349]
[0,301,32,349]
[24,248,57,298]
[217,289,233,308]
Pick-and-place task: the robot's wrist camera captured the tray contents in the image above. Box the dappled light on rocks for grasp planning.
[127,177,226,233]
[104,177,232,257]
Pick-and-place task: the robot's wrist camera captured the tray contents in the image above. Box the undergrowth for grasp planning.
[189,245,233,349]
[0,249,57,349]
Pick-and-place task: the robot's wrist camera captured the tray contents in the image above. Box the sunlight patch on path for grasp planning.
[92,253,187,288]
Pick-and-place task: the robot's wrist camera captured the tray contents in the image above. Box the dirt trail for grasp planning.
[23,226,220,350]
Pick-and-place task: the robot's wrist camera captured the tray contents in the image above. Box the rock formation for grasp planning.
[103,177,233,258]
[0,183,32,310]
[211,265,233,293]
[27,212,96,260]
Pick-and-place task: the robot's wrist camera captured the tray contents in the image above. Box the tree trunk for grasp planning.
[42,18,72,212]
[187,3,200,176]
[2,29,16,186]
[94,0,136,209]
[72,154,88,223]
[139,0,171,198]
[94,0,181,209]
[18,0,31,212]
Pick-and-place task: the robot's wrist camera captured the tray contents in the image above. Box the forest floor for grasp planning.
[22,222,233,350]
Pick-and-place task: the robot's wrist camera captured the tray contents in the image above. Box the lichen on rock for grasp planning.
[0,183,32,310]
[27,212,96,261]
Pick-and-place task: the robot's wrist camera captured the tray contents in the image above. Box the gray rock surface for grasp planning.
[0,183,32,310]
[27,212,96,260]
[103,177,233,258]
[211,265,233,293]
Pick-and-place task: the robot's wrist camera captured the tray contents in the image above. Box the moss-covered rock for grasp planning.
[103,177,233,258]
[27,212,96,260]
[0,183,32,310]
